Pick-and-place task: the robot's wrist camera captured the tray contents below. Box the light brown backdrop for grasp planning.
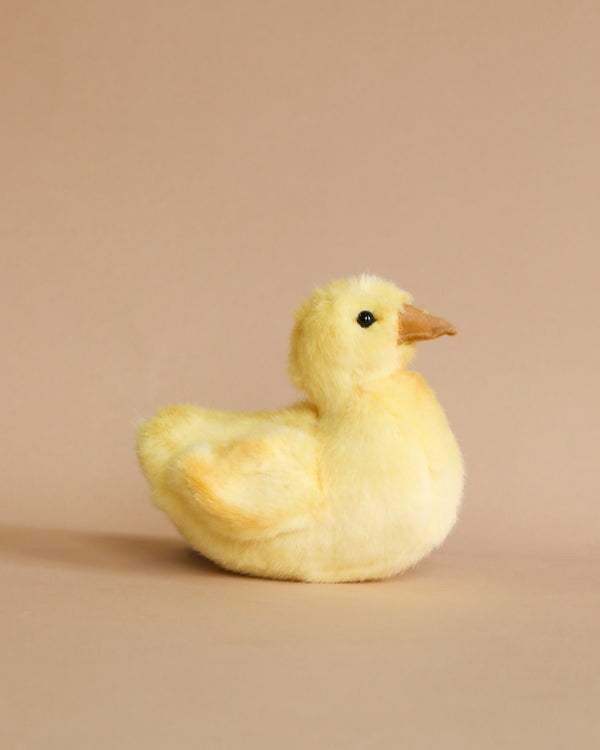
[2,2,599,748]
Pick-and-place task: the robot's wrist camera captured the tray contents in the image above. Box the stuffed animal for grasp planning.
[137,275,464,582]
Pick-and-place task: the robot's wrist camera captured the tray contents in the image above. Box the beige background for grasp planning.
[2,1,599,748]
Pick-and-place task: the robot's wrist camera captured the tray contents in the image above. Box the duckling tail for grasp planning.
[136,405,203,487]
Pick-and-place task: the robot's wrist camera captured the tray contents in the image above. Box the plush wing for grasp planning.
[166,424,324,541]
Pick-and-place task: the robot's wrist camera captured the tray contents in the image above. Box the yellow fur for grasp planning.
[136,276,464,582]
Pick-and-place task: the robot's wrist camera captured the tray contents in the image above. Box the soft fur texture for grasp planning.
[137,276,464,582]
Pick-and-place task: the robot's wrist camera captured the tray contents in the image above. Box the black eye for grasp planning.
[356,310,376,328]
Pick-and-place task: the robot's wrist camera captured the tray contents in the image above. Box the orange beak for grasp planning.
[398,304,457,344]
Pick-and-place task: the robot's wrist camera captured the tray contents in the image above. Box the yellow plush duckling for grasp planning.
[137,275,463,582]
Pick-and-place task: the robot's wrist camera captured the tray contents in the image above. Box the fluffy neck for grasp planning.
[309,368,417,420]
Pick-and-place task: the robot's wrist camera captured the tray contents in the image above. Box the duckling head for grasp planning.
[288,275,456,408]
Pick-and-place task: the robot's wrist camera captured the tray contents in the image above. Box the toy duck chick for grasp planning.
[137,275,464,582]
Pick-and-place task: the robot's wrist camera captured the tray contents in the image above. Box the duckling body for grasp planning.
[137,276,464,582]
